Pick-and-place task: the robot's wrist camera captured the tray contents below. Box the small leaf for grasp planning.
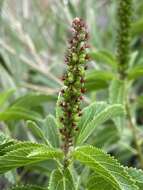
[132,18,143,37]
[127,66,143,80]
[27,120,45,139]
[85,70,114,91]
[10,93,56,108]
[90,50,117,68]
[73,145,138,190]
[48,169,75,190]
[76,102,125,145]
[43,115,59,148]
[0,106,42,121]
[26,120,51,147]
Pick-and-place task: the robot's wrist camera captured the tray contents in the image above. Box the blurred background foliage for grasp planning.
[0,0,143,189]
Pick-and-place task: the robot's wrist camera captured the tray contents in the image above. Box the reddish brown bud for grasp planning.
[61,89,65,94]
[80,88,86,93]
[85,33,89,40]
[80,78,85,83]
[84,44,90,48]
[85,54,90,60]
[79,96,83,100]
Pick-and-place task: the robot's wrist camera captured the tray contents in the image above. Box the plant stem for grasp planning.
[116,0,143,168]
[126,102,143,168]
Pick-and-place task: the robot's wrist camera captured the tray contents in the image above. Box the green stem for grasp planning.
[126,102,143,168]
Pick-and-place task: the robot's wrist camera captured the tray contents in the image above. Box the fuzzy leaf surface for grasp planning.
[73,145,138,190]
[76,102,125,145]
[0,141,63,174]
[48,169,75,190]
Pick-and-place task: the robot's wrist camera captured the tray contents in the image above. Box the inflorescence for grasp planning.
[59,18,90,159]
[117,0,133,79]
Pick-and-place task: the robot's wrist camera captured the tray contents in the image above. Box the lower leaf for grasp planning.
[72,145,138,190]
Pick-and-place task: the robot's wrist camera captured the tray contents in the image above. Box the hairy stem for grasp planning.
[126,102,143,168]
[116,0,143,167]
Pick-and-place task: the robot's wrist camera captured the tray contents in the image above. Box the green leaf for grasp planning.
[48,169,75,190]
[10,93,56,108]
[87,173,115,190]
[90,124,119,149]
[132,18,143,37]
[10,185,48,190]
[0,141,63,174]
[0,106,42,121]
[27,120,45,139]
[127,66,143,80]
[85,70,114,91]
[0,89,15,107]
[109,79,126,132]
[90,50,117,68]
[0,132,13,145]
[76,102,125,145]
[73,145,138,190]
[109,79,126,105]
[43,115,59,148]
[126,167,143,190]
[137,95,143,106]
[27,120,52,147]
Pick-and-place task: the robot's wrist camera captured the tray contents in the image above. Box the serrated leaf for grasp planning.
[76,102,125,145]
[0,141,63,174]
[87,173,115,190]
[10,184,48,190]
[90,50,117,68]
[10,93,56,108]
[73,145,138,190]
[48,169,75,190]
[0,106,42,121]
[85,70,114,91]
[0,132,13,145]
[126,167,143,190]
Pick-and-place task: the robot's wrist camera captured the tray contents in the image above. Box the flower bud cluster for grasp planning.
[59,18,90,155]
[117,0,132,79]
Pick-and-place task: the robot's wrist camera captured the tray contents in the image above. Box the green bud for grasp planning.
[72,53,78,62]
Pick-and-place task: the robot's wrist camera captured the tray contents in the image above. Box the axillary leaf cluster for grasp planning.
[59,18,90,161]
